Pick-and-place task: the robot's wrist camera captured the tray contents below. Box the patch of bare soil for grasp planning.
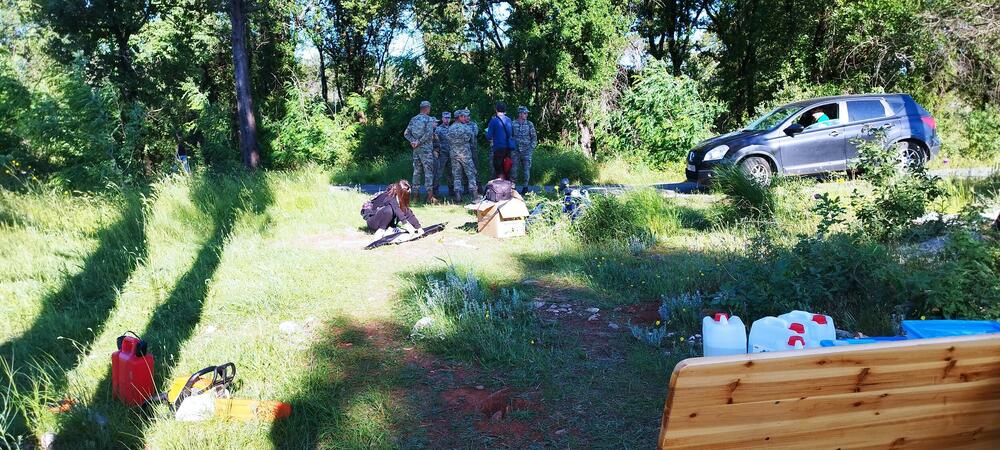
[407,354,548,448]
[275,227,371,250]
[330,320,551,447]
[616,301,662,326]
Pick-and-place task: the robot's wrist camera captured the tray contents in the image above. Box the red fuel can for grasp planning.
[111,332,155,407]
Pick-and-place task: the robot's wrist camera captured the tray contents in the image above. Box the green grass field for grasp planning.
[0,169,694,449]
[2,167,998,449]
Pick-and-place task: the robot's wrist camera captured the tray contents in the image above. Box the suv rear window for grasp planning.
[847,100,887,122]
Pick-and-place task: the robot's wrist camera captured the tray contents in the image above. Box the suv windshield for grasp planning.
[743,105,802,131]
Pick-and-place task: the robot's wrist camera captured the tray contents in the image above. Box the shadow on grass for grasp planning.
[675,204,714,231]
[53,174,273,448]
[514,245,730,308]
[268,317,427,448]
[0,192,147,435]
[385,259,678,447]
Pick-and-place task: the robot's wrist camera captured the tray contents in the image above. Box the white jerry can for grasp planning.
[779,310,836,346]
[748,316,809,353]
[702,313,747,357]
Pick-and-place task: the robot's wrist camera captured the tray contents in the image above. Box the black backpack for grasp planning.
[485,180,513,202]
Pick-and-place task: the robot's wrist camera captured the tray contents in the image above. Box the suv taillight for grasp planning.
[921,116,937,130]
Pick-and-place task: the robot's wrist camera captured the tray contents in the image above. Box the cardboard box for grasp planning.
[468,198,530,238]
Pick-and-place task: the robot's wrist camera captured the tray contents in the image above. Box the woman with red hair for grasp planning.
[362,180,423,238]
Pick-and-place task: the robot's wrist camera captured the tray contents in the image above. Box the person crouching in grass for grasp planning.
[362,180,423,238]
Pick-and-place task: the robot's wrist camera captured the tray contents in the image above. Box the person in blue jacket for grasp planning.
[485,101,515,179]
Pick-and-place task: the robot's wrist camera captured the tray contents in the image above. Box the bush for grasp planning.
[718,223,1000,335]
[573,189,680,244]
[717,232,910,334]
[264,87,359,169]
[607,59,721,167]
[916,230,1000,320]
[965,106,1000,161]
[405,268,541,367]
[528,143,599,185]
[850,127,942,241]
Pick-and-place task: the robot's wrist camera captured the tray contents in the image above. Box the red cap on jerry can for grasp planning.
[714,313,729,322]
[788,322,805,333]
[787,336,805,347]
[812,314,828,324]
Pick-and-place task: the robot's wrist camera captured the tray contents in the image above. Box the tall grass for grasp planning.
[710,164,814,235]
[596,157,685,185]
[573,189,682,245]
[933,173,1000,214]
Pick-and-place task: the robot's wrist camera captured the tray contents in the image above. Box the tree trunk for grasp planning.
[318,43,329,104]
[809,6,830,82]
[229,0,260,170]
[578,119,593,158]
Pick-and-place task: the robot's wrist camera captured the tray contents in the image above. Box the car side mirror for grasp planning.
[785,123,804,136]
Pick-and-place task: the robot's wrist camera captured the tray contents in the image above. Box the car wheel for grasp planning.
[739,156,773,185]
[896,141,925,170]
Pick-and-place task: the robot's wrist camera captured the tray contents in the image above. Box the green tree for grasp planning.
[634,0,707,76]
[608,59,721,166]
[506,0,631,156]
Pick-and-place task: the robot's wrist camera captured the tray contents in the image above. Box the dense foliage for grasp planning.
[0,0,998,188]
[607,60,721,167]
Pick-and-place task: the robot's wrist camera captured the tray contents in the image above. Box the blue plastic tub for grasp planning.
[902,320,1000,339]
[820,336,908,347]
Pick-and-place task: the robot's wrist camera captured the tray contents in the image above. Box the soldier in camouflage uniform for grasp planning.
[447,109,479,202]
[403,100,439,204]
[511,106,538,195]
[432,111,453,199]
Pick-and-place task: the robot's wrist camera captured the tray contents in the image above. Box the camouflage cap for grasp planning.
[419,100,431,108]
[455,109,470,117]
[441,111,451,119]
[517,106,529,114]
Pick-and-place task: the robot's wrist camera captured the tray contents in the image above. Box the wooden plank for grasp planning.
[664,407,1000,449]
[668,358,1000,409]
[659,333,1000,449]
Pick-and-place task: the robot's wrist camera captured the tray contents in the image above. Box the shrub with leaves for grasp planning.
[850,126,942,241]
[964,106,1000,161]
[658,292,707,340]
[265,86,359,169]
[917,230,1000,320]
[607,59,721,167]
[812,193,847,236]
[718,232,910,334]
[528,143,599,185]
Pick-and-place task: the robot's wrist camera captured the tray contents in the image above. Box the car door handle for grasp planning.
[829,131,840,136]
[882,123,893,129]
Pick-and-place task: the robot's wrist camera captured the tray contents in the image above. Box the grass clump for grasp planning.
[573,189,681,245]
[711,163,781,222]
[404,268,542,367]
